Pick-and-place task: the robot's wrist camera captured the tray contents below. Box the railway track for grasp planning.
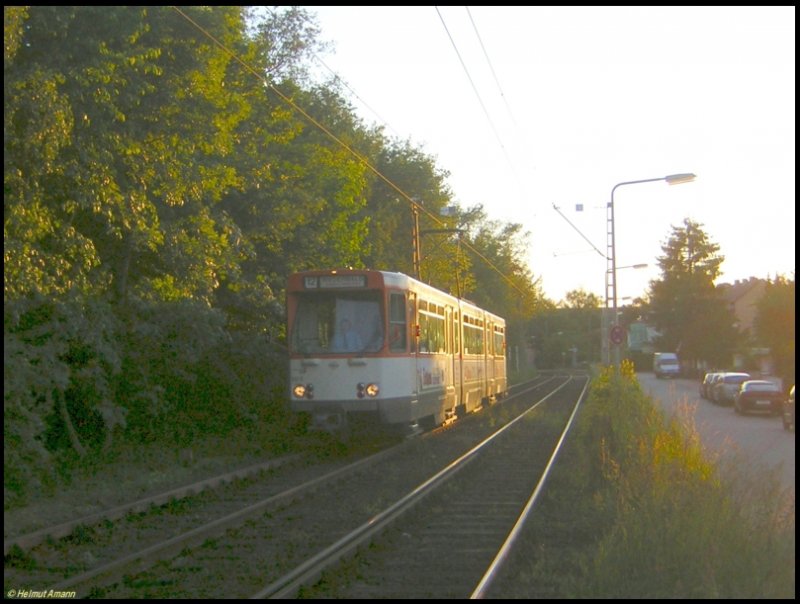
[3,446,402,596]
[265,375,588,599]
[3,456,305,556]
[4,375,587,599]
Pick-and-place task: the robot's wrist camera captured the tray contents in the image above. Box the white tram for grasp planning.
[287,269,507,434]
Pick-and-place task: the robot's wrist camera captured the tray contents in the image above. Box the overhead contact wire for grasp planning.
[171,6,533,302]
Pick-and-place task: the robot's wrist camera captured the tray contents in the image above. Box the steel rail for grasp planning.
[471,376,590,598]
[251,377,574,599]
[46,446,400,592]
[4,455,302,555]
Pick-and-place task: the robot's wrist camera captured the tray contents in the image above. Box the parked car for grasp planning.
[733,380,783,415]
[653,352,680,378]
[700,371,722,400]
[712,372,751,405]
[783,385,795,431]
[708,373,726,403]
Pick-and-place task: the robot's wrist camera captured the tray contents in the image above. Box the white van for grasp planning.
[653,352,680,378]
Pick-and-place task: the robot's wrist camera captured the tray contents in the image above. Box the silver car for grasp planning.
[713,372,752,406]
[700,371,722,400]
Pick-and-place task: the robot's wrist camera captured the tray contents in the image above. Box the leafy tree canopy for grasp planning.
[648,218,738,368]
[754,275,795,388]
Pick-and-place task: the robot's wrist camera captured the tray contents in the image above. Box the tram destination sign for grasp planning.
[304,274,367,289]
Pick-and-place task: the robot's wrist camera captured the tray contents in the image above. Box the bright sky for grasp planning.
[304,6,795,303]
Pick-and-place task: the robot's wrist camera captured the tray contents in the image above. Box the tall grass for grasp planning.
[570,362,795,597]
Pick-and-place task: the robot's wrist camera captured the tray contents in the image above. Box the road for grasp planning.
[638,372,795,494]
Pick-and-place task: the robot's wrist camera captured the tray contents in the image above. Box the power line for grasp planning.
[311,54,405,140]
[437,7,535,221]
[551,203,606,260]
[465,6,520,131]
[170,6,536,303]
[436,7,505,152]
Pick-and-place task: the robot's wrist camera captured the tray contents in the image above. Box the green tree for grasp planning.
[526,290,601,369]
[754,275,795,389]
[564,289,602,365]
[4,4,562,500]
[3,7,320,481]
[220,81,374,303]
[4,8,100,299]
[460,208,541,316]
[456,209,544,363]
[4,7,253,303]
[361,138,458,281]
[648,218,739,371]
[564,289,602,310]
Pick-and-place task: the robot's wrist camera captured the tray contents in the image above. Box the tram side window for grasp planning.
[409,294,417,353]
[389,293,407,352]
[494,329,505,357]
[419,303,446,354]
[453,312,460,355]
[464,320,484,355]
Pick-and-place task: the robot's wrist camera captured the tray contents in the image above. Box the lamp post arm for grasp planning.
[609,177,665,315]
[612,173,696,200]
[607,172,695,370]
[612,177,670,202]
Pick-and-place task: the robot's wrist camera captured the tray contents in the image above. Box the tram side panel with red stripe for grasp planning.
[287,269,507,434]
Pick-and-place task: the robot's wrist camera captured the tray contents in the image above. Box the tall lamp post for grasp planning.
[607,173,696,369]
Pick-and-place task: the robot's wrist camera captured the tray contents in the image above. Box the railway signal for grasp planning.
[609,324,625,346]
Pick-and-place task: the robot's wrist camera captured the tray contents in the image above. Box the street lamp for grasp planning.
[607,173,696,369]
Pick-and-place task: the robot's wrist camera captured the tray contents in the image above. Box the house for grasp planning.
[717,277,767,337]
[627,277,774,374]
[717,277,772,373]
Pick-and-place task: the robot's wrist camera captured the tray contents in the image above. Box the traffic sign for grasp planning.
[610,325,625,346]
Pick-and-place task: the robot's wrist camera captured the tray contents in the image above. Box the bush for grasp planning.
[4,294,293,506]
[4,294,124,504]
[573,363,795,598]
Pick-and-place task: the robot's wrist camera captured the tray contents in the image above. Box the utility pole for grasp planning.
[412,205,421,280]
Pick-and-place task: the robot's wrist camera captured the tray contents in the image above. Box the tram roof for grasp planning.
[290,269,504,322]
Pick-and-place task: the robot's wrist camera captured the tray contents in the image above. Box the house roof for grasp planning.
[717,277,766,304]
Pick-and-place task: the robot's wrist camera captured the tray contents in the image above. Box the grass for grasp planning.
[512,361,795,598]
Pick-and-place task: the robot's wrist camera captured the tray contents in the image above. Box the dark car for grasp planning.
[733,380,783,415]
[783,385,795,431]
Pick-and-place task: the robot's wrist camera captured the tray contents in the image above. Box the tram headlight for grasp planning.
[293,384,314,399]
[357,382,380,398]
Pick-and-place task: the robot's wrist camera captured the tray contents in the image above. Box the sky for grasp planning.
[302,6,795,303]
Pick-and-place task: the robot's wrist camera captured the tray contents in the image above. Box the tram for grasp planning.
[287,269,507,434]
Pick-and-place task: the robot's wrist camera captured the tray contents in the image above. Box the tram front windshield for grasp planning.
[290,291,384,354]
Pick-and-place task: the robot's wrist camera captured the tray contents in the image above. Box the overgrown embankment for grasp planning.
[511,363,795,598]
[4,295,299,510]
